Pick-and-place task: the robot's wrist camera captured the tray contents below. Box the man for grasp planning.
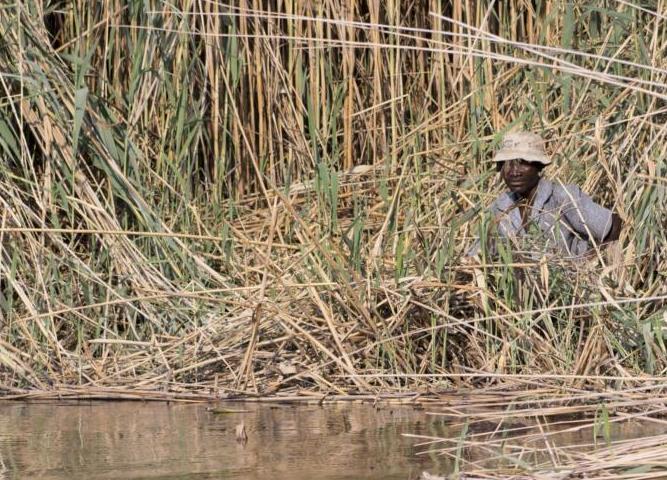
[470,131,621,259]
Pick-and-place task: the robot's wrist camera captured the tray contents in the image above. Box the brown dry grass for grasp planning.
[0,1,664,399]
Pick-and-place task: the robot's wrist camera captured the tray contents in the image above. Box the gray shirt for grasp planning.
[471,178,613,258]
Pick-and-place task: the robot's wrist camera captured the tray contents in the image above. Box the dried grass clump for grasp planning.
[0,1,665,398]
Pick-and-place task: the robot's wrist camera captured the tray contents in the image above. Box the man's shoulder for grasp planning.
[490,191,514,213]
[545,180,583,205]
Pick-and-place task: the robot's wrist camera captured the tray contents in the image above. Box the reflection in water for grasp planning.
[0,451,6,480]
[0,402,448,480]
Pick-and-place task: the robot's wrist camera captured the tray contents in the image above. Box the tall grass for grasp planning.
[0,0,664,396]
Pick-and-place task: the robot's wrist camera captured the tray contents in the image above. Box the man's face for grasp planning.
[499,159,542,196]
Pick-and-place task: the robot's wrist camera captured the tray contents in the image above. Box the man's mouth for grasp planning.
[507,180,526,188]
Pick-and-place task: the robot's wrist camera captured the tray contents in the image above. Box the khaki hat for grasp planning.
[493,131,551,165]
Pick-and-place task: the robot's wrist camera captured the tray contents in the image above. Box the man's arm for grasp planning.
[604,213,622,243]
[560,185,620,245]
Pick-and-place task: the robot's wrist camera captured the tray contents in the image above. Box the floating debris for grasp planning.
[206,407,250,415]
[409,389,667,480]
[235,422,248,444]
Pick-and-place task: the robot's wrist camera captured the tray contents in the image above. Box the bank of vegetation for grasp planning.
[0,0,665,399]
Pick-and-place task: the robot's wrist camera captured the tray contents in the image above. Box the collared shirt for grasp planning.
[471,178,613,258]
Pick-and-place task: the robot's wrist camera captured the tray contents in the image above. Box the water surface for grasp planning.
[0,401,450,480]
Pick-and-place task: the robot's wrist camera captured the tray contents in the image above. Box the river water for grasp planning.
[0,400,664,479]
[0,401,450,480]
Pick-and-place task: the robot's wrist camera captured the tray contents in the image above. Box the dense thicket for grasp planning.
[0,1,665,397]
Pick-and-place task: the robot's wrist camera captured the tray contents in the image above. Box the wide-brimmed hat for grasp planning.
[493,131,551,165]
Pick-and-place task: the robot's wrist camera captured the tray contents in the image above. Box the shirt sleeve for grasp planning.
[465,240,480,257]
[560,185,613,243]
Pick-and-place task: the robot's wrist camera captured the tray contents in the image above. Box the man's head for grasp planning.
[493,131,550,197]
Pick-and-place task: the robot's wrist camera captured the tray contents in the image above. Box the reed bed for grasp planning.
[0,0,665,398]
[411,387,667,479]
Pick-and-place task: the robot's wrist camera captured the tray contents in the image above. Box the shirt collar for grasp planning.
[530,178,554,217]
[496,178,553,235]
[501,178,552,209]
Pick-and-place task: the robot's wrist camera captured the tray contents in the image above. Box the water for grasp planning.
[0,401,664,479]
[0,401,451,480]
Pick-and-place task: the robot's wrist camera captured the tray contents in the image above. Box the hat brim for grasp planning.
[493,149,551,165]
